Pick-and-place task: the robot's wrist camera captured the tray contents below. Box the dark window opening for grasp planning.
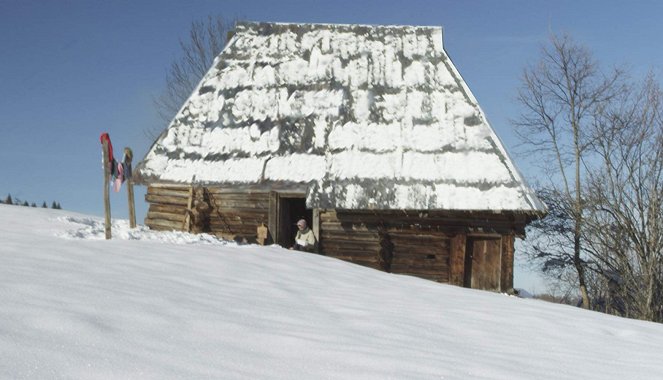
[277,197,312,248]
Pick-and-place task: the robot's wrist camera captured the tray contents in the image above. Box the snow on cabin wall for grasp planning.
[137,21,545,212]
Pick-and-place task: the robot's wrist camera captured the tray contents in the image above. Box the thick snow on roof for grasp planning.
[136,21,545,212]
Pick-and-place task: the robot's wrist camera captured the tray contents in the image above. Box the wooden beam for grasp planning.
[501,234,515,292]
[101,139,111,240]
[124,147,136,229]
[268,191,279,245]
[449,234,466,286]
[183,185,194,232]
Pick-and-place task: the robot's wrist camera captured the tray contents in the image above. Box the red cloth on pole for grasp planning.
[100,133,113,161]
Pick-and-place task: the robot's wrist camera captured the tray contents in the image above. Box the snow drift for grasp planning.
[1,204,661,379]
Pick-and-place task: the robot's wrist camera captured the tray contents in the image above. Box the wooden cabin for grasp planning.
[135,22,546,292]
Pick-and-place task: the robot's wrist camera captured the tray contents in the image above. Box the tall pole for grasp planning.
[102,140,112,239]
[124,147,136,228]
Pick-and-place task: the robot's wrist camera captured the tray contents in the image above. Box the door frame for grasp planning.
[268,191,317,248]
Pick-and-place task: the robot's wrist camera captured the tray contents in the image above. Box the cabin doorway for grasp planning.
[464,236,502,291]
[269,193,312,248]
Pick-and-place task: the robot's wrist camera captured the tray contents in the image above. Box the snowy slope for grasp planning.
[1,204,661,379]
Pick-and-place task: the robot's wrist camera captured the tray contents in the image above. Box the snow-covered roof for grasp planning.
[136,21,545,213]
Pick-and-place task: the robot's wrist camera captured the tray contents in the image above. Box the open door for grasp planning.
[269,192,312,248]
[464,236,502,291]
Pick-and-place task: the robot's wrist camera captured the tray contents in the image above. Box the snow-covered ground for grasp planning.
[1,204,662,379]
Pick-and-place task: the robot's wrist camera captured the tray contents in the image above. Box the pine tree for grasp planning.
[31,202,36,207]
[5,194,12,205]
[42,202,48,208]
[22,201,29,207]
[51,201,57,209]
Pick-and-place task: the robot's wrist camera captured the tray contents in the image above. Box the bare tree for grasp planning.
[514,34,624,309]
[148,15,237,139]
[584,74,663,322]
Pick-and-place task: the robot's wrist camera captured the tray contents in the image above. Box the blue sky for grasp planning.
[2,0,663,291]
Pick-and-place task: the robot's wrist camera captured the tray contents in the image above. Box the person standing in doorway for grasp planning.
[291,219,316,252]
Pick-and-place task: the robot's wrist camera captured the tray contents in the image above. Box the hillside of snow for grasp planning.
[1,204,662,379]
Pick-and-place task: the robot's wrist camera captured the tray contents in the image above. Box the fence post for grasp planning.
[124,147,136,229]
[102,140,112,239]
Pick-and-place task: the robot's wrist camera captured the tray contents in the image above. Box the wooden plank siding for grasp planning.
[144,185,189,231]
[319,209,382,270]
[144,187,522,291]
[204,188,269,243]
[501,234,515,292]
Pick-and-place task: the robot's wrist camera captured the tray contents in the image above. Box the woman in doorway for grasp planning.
[291,219,317,252]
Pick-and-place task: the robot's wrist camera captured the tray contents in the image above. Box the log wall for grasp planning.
[144,187,522,290]
[144,185,192,231]
[319,211,384,270]
[205,188,269,242]
[144,186,269,242]
[318,210,521,288]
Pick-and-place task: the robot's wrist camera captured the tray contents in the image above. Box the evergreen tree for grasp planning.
[31,202,37,207]
[5,194,12,205]
[51,201,57,209]
[42,202,48,208]
[22,201,29,207]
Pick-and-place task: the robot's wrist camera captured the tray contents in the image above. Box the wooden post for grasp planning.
[268,191,279,245]
[183,185,194,232]
[124,147,136,229]
[312,208,320,252]
[449,234,467,286]
[102,140,112,239]
[501,234,515,293]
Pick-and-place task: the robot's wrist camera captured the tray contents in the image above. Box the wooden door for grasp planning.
[464,237,502,291]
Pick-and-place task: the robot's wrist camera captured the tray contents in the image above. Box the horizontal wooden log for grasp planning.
[210,200,270,209]
[392,269,449,279]
[389,232,450,240]
[149,203,188,214]
[320,221,378,231]
[391,253,449,262]
[204,188,269,196]
[209,208,269,217]
[146,223,176,232]
[209,221,266,229]
[149,184,190,191]
[392,246,450,255]
[147,187,191,198]
[322,248,381,258]
[326,255,381,265]
[145,194,190,206]
[147,211,186,223]
[390,262,449,272]
[321,244,381,254]
[320,230,380,242]
[390,242,450,249]
[209,224,259,233]
[145,218,185,231]
[323,243,380,253]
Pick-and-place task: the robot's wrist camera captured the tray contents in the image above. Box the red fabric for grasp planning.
[99,133,113,161]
